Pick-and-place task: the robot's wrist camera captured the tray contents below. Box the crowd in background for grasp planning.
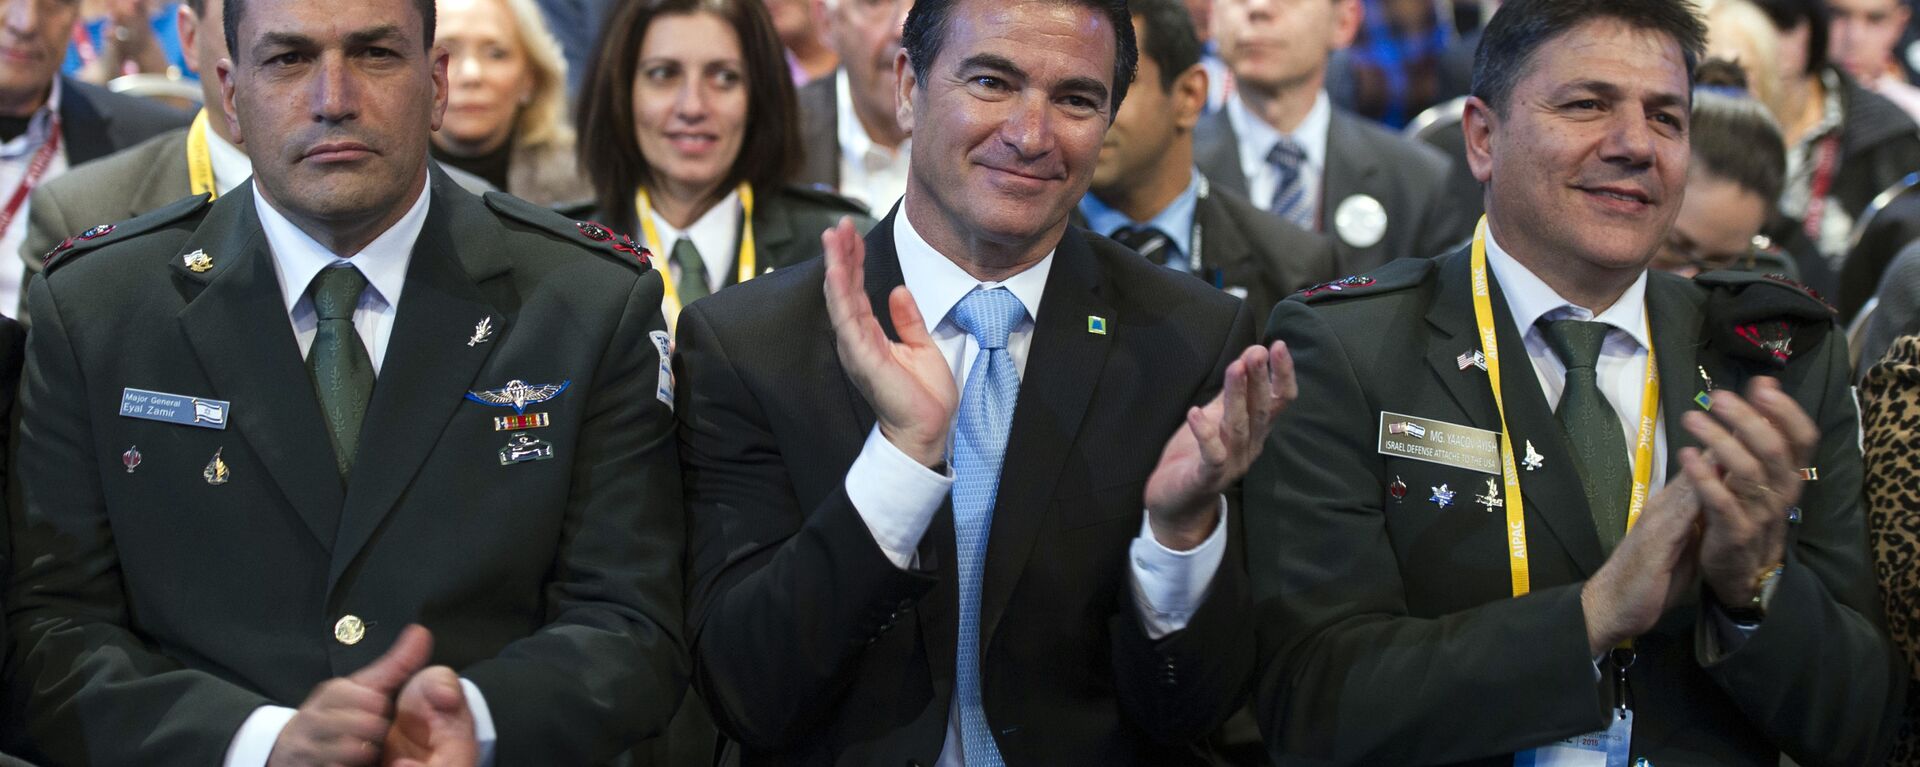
[6,0,1920,762]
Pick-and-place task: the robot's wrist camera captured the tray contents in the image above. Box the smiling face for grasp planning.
[1467,17,1692,283]
[898,0,1116,257]
[218,0,448,240]
[435,0,533,155]
[630,11,748,206]
[0,0,79,115]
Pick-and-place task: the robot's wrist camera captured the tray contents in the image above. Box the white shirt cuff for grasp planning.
[223,705,297,767]
[1128,498,1229,640]
[843,425,952,569]
[460,677,497,766]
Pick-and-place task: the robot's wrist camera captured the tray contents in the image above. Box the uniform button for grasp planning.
[334,615,366,646]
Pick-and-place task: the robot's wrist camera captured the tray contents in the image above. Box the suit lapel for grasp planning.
[1646,273,1707,478]
[980,227,1112,647]
[328,175,508,588]
[741,192,795,286]
[1193,186,1255,288]
[1323,111,1380,271]
[57,78,115,165]
[1194,111,1248,195]
[176,190,347,548]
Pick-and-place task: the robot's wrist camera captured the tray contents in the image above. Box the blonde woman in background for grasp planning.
[433,0,592,206]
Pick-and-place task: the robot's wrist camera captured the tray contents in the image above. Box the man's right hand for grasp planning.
[1579,469,1704,656]
[268,625,435,767]
[822,216,958,467]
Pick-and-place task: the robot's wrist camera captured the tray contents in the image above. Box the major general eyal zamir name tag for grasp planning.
[119,387,230,430]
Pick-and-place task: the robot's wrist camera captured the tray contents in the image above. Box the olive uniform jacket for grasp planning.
[4,168,686,765]
[1246,249,1905,766]
[592,183,875,288]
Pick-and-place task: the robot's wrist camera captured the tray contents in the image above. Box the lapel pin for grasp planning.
[1798,467,1818,481]
[466,379,570,414]
[181,249,213,273]
[499,433,556,465]
[1522,440,1545,471]
[1087,316,1108,335]
[1456,349,1487,371]
[122,446,142,473]
[494,413,551,431]
[468,316,494,347]
[1475,478,1503,511]
[1695,366,1715,409]
[203,448,229,485]
[1430,483,1455,509]
[1387,476,1407,502]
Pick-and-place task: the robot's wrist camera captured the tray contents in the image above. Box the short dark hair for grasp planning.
[1471,0,1706,114]
[903,0,1139,117]
[1691,85,1787,204]
[224,0,436,60]
[574,0,803,233]
[1749,0,1828,77]
[1127,0,1201,92]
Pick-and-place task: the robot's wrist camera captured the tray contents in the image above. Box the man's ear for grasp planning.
[429,45,450,132]
[1461,95,1496,185]
[1172,63,1208,132]
[893,49,916,135]
[216,57,244,145]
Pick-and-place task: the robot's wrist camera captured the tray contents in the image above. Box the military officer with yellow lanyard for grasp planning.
[1241,0,1906,765]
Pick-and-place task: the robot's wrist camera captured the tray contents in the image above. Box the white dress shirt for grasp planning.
[225,176,501,767]
[0,77,69,317]
[648,187,740,295]
[1226,89,1330,223]
[841,211,1227,767]
[834,68,911,212]
[205,125,250,196]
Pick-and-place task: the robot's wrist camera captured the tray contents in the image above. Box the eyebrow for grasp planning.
[1558,79,1688,111]
[254,24,408,54]
[956,52,1111,105]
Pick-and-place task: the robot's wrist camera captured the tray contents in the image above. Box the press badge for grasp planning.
[1514,711,1631,767]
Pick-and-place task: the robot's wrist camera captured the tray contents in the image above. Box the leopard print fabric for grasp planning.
[1861,334,1920,765]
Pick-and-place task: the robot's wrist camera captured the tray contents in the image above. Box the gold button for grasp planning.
[333,615,366,646]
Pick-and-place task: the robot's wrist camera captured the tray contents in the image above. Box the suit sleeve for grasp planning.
[20,184,68,279]
[1695,330,1908,767]
[675,299,940,750]
[1110,301,1259,743]
[459,268,689,765]
[6,276,273,765]
[1248,300,1608,766]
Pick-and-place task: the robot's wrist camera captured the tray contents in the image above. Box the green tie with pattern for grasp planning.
[673,237,711,303]
[309,265,373,479]
[1543,319,1631,553]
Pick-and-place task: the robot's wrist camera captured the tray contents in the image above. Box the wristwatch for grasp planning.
[1722,563,1784,624]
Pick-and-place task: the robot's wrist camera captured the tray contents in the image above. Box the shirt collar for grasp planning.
[1,77,62,159]
[1483,221,1651,351]
[260,173,429,315]
[1077,168,1203,260]
[1226,89,1331,172]
[648,186,741,264]
[837,68,907,167]
[204,121,251,195]
[894,208,1053,332]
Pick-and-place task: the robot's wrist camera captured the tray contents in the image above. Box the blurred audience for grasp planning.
[1186,0,1233,112]
[1198,0,1469,274]
[766,0,836,84]
[793,0,911,211]
[533,0,611,97]
[432,0,590,206]
[1751,0,1920,266]
[63,0,187,83]
[1345,0,1448,129]
[1652,60,1805,281]
[1079,0,1334,325]
[1705,0,1788,125]
[1828,0,1920,120]
[1857,333,1920,765]
[576,0,872,331]
[0,0,187,317]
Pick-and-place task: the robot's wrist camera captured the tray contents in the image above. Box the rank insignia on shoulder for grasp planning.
[78,223,115,240]
[575,221,651,267]
[465,379,570,414]
[1298,275,1376,299]
[576,221,613,241]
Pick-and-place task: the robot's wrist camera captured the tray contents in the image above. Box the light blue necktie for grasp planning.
[1267,138,1315,230]
[949,287,1025,767]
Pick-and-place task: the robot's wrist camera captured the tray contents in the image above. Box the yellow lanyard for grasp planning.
[186,109,217,200]
[636,183,757,332]
[1470,218,1660,598]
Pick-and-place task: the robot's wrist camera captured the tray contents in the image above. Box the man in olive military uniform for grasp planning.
[3,0,684,764]
[1245,1,1906,765]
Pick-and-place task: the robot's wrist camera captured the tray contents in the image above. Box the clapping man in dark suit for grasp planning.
[1247,0,1906,764]
[678,0,1290,762]
[1078,0,1335,324]
[4,0,685,762]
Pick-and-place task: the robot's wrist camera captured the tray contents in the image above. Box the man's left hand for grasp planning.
[1681,377,1819,609]
[1144,341,1295,550]
[382,666,477,767]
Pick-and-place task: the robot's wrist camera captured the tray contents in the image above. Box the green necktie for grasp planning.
[673,237,711,303]
[308,265,373,479]
[1543,319,1631,554]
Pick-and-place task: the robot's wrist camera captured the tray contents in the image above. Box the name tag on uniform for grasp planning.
[120,388,230,430]
[1514,711,1632,767]
[1377,411,1500,474]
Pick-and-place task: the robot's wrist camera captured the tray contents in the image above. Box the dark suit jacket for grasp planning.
[4,169,686,765]
[796,74,840,191]
[1247,250,1905,766]
[676,212,1257,764]
[57,76,191,168]
[1194,106,1472,275]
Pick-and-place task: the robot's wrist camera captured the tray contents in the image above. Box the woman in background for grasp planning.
[576,0,872,329]
[433,0,591,206]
